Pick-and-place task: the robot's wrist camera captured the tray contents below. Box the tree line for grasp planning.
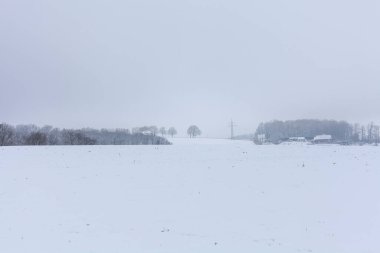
[132,125,202,138]
[254,119,380,144]
[131,126,178,137]
[0,123,172,146]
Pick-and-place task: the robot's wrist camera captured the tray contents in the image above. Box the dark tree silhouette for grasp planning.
[167,127,177,137]
[187,125,201,138]
[25,132,48,145]
[0,123,15,146]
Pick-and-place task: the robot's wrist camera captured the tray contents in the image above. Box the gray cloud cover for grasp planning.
[1,0,379,137]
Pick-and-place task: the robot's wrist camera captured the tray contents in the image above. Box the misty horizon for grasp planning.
[1,117,377,139]
[1,0,379,138]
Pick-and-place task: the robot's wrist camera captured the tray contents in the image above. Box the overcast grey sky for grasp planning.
[1,0,379,137]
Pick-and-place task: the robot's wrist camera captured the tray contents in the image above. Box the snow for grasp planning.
[1,138,380,253]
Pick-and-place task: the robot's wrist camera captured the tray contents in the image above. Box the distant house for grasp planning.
[257,134,266,143]
[313,134,332,144]
[142,130,153,136]
[289,137,307,142]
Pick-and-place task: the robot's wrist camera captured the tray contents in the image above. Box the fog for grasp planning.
[1,0,379,137]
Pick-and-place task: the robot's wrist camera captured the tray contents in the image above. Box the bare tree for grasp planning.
[14,124,38,144]
[351,123,360,142]
[48,128,61,145]
[360,125,366,142]
[367,122,375,143]
[187,125,201,138]
[75,131,96,145]
[0,123,15,146]
[62,129,96,145]
[25,132,48,145]
[40,125,53,134]
[167,127,177,137]
[150,126,158,136]
[62,129,77,145]
[159,127,166,136]
[132,127,140,134]
[374,125,380,145]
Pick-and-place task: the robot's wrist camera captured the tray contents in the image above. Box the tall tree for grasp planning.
[25,132,48,145]
[167,127,177,138]
[0,123,15,146]
[159,127,166,136]
[150,126,158,136]
[187,125,201,138]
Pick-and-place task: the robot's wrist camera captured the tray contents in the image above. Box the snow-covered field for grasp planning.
[1,138,379,253]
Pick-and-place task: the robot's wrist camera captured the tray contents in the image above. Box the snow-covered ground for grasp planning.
[1,138,379,253]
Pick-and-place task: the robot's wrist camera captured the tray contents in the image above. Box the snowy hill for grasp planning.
[0,138,379,252]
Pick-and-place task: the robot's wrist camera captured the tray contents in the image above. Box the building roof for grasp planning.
[313,134,332,141]
[289,137,306,141]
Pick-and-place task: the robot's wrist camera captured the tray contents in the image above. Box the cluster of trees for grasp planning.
[130,125,202,138]
[0,123,171,146]
[351,122,380,144]
[131,126,178,137]
[255,119,380,144]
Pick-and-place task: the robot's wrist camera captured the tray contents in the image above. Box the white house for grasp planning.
[313,134,332,144]
[257,134,266,143]
[289,137,307,142]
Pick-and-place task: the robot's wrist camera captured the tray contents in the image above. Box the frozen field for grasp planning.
[0,138,379,253]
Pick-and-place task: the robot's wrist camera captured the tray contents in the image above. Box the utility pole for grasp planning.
[230,120,236,139]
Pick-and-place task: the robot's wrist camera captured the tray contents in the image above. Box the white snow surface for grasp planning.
[1,138,380,253]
